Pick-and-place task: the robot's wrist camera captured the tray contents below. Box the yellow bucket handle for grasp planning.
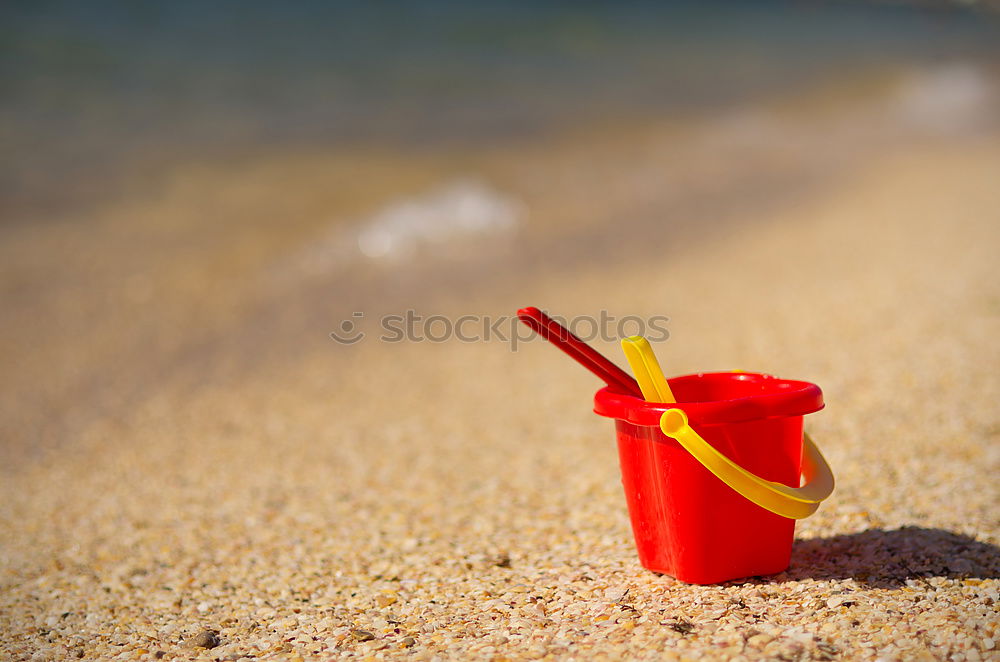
[659,409,835,520]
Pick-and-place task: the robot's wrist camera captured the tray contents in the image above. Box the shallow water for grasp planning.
[1,2,1000,464]
[3,0,999,215]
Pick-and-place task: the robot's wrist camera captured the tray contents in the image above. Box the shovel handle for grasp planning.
[620,335,676,403]
[518,307,641,396]
[659,409,835,519]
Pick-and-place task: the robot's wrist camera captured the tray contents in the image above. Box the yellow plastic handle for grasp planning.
[621,336,676,403]
[659,409,835,519]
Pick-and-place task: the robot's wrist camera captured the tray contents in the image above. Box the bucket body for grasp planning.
[594,371,823,584]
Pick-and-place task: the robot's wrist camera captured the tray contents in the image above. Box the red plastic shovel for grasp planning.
[517,306,641,397]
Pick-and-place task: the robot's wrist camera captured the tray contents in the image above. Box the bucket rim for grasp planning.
[593,371,823,426]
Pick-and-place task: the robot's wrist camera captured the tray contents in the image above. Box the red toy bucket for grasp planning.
[593,371,831,584]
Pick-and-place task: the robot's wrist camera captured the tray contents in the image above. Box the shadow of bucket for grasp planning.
[594,371,833,584]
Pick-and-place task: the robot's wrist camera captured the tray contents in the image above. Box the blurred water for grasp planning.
[2,0,999,216]
[3,1,1000,466]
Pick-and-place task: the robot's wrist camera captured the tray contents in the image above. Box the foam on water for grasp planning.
[893,63,995,132]
[355,180,522,260]
[271,179,522,285]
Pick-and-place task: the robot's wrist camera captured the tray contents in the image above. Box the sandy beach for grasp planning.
[2,65,999,661]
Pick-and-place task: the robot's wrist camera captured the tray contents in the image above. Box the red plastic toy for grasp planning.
[518,307,835,584]
[594,371,827,584]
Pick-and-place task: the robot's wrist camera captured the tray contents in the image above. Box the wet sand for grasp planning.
[1,71,999,660]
